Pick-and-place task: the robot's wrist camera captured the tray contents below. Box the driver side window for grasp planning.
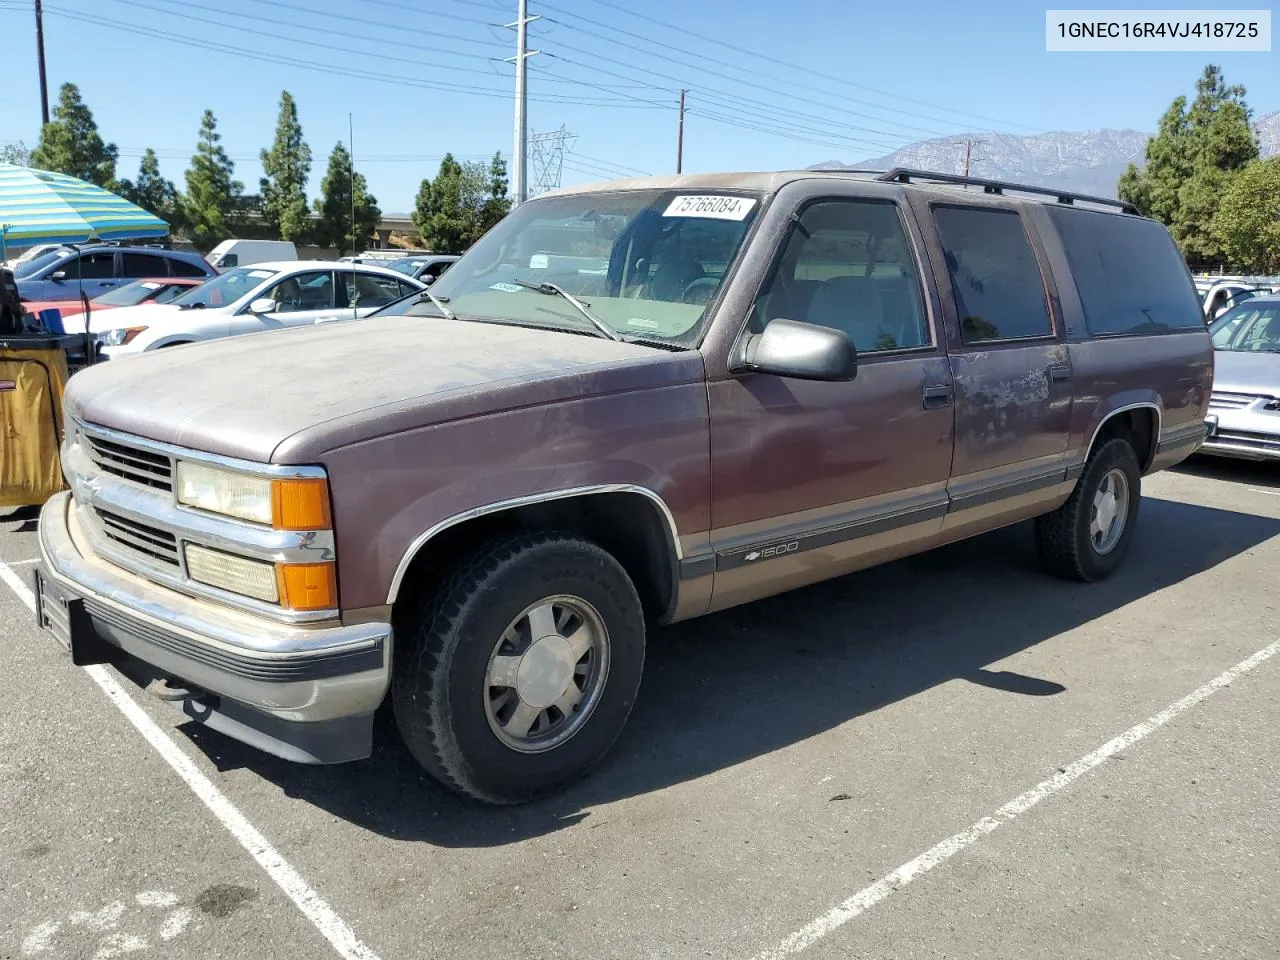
[752,199,930,353]
[264,271,334,312]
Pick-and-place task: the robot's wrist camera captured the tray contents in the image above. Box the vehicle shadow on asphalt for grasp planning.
[1173,454,1280,490]
[178,492,1280,847]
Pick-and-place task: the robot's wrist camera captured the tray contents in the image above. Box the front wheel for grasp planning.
[392,532,646,804]
[1035,438,1142,582]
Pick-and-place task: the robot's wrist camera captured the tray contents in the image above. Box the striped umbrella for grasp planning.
[0,163,168,259]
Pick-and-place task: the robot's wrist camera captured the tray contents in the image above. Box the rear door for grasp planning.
[707,192,955,611]
[911,200,1074,534]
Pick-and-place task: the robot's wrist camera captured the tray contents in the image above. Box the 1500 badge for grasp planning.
[743,541,800,562]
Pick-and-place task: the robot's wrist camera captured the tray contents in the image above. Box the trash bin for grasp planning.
[1,332,79,509]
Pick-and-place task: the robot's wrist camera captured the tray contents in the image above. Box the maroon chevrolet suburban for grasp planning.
[36,169,1213,803]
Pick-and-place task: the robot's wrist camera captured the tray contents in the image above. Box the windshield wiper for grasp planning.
[414,287,455,320]
[508,279,623,342]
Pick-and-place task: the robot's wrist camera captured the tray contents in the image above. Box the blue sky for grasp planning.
[0,0,1275,213]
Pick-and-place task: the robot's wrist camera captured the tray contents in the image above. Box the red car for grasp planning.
[23,277,205,325]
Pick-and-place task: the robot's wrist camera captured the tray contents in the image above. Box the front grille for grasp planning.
[83,432,173,491]
[1210,430,1280,453]
[94,507,181,568]
[1208,390,1274,410]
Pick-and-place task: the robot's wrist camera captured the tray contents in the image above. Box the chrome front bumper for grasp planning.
[38,492,392,763]
[1200,413,1280,461]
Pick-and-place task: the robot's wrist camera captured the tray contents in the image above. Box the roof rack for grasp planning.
[876,168,1139,215]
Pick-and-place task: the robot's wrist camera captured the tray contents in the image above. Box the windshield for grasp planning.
[1210,302,1280,352]
[13,249,70,278]
[93,279,167,307]
[388,259,426,276]
[169,266,277,309]
[424,189,761,343]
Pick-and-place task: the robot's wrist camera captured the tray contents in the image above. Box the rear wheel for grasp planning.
[392,532,646,804]
[1035,437,1141,582]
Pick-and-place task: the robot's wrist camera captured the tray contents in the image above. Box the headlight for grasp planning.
[175,461,331,530]
[97,326,148,346]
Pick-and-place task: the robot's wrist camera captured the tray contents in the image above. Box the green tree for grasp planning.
[313,142,380,253]
[182,110,243,252]
[30,83,119,188]
[1,141,32,166]
[1119,65,1258,269]
[480,151,511,234]
[119,148,182,230]
[1212,157,1280,273]
[259,91,312,242]
[413,152,509,253]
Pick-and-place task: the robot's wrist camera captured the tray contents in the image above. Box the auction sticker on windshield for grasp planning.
[663,195,756,220]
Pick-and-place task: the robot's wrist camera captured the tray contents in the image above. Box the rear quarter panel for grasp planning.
[1027,203,1213,471]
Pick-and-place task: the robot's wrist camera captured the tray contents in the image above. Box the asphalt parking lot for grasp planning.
[3,457,1279,960]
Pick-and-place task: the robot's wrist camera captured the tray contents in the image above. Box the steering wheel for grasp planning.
[682,277,719,305]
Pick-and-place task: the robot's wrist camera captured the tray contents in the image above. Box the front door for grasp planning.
[231,269,340,335]
[915,201,1074,534]
[707,196,955,611]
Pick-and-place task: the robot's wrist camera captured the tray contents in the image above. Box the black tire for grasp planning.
[1035,437,1142,582]
[392,531,646,804]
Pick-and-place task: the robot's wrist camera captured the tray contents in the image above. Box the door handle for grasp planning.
[1048,364,1072,383]
[922,384,953,409]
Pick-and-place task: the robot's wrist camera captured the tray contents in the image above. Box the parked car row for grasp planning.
[1194,275,1280,322]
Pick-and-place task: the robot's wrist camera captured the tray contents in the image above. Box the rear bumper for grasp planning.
[37,492,391,763]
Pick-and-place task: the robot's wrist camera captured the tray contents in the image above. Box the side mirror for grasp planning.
[736,318,857,382]
[420,275,435,286]
[50,270,67,282]
[249,297,278,315]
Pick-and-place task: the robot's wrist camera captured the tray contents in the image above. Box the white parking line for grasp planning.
[753,638,1280,960]
[0,559,383,960]
[4,558,41,566]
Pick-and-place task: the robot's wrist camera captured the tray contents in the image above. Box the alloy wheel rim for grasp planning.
[1089,467,1130,555]
[483,595,610,754]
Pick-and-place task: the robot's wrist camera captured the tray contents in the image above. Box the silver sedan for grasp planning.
[1203,295,1280,460]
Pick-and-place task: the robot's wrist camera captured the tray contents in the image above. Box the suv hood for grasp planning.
[64,315,701,462]
[1212,349,1280,395]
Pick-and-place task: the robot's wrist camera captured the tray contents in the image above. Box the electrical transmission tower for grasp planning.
[528,126,576,196]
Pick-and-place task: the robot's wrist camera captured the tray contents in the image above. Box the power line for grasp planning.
[536,3,963,139]
[231,0,506,49]
[575,0,1037,132]
[40,6,663,108]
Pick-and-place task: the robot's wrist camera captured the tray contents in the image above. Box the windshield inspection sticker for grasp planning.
[663,195,756,220]
[627,317,660,329]
[490,282,523,293]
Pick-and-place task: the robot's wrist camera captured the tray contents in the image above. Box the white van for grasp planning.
[206,239,298,271]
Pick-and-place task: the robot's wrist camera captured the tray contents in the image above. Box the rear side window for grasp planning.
[1047,207,1203,336]
[168,257,210,278]
[122,253,165,277]
[933,206,1052,343]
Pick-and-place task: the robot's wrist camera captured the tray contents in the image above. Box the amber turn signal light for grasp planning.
[271,477,332,531]
[276,562,338,612]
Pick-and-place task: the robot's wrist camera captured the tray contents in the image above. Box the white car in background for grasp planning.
[91,260,426,358]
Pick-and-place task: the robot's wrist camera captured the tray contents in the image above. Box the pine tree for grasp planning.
[1119,65,1259,269]
[182,110,243,252]
[260,91,312,242]
[119,149,181,229]
[30,83,119,188]
[313,142,380,254]
[479,151,511,235]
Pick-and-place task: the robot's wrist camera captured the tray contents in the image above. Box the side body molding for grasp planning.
[385,483,684,605]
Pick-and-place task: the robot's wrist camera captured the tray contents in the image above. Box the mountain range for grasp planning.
[814,111,1280,199]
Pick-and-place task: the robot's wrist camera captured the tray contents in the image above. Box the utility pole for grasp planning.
[349,112,356,262]
[953,137,987,178]
[506,0,540,207]
[34,0,50,127]
[676,89,686,174]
